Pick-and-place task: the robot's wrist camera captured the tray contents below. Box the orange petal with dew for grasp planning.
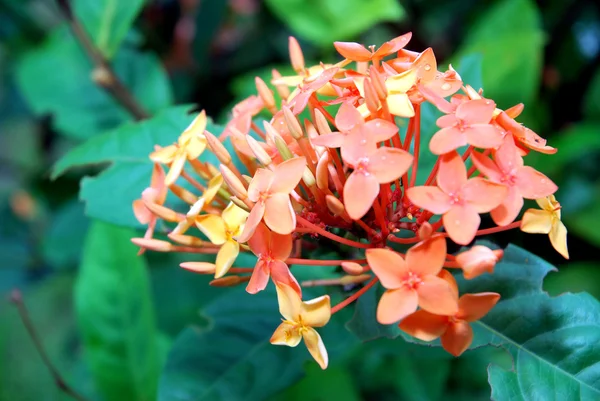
[457,292,500,321]
[417,275,459,316]
[443,205,480,245]
[462,178,508,214]
[495,134,522,171]
[311,132,346,148]
[405,236,447,276]
[264,193,296,235]
[441,321,473,356]
[406,186,451,215]
[133,199,151,224]
[369,147,413,184]
[365,119,399,142]
[456,99,495,125]
[471,151,502,182]
[246,260,270,294]
[333,41,372,62]
[437,151,468,194]
[377,287,419,324]
[373,32,412,58]
[465,124,503,149]
[247,222,271,257]
[516,167,557,199]
[302,328,329,369]
[343,171,379,220]
[366,248,407,289]
[335,102,363,131]
[248,168,274,202]
[271,157,306,194]
[438,269,459,299]
[269,231,293,261]
[429,127,467,155]
[398,310,449,341]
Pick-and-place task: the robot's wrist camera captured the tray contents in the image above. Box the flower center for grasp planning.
[448,192,463,205]
[402,271,423,289]
[355,158,370,175]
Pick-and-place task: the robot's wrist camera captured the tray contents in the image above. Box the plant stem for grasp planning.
[296,215,372,249]
[286,258,367,266]
[331,278,379,314]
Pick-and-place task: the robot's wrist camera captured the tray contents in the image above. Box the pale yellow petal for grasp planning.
[386,69,417,93]
[275,283,302,322]
[150,145,177,164]
[270,322,302,347]
[535,195,554,212]
[387,93,415,118]
[221,202,249,231]
[165,154,186,186]
[180,110,207,143]
[186,136,208,160]
[272,75,304,87]
[302,328,328,369]
[352,76,366,97]
[204,174,224,204]
[300,295,331,328]
[521,209,552,234]
[549,220,569,259]
[215,240,239,278]
[195,215,227,244]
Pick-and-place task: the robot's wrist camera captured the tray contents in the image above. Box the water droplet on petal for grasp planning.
[360,139,367,145]
[441,83,451,91]
[375,122,381,127]
[424,64,431,71]
[485,101,491,105]
[454,220,461,226]
[541,179,546,184]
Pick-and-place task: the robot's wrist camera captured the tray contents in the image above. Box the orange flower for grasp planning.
[455,245,504,279]
[407,151,507,245]
[399,271,500,356]
[287,67,340,114]
[429,99,504,155]
[334,33,412,62]
[472,135,557,226]
[246,223,300,295]
[237,156,306,242]
[366,236,458,324]
[132,163,167,253]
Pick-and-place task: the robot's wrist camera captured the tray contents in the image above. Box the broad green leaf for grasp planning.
[584,67,600,120]
[76,220,164,401]
[345,284,402,341]
[158,286,357,401]
[73,0,146,58]
[264,0,404,47]
[52,106,242,227]
[16,27,172,139]
[544,262,600,300]
[456,0,544,107]
[269,365,361,401]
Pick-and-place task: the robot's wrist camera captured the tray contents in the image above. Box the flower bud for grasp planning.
[316,152,330,190]
[220,164,248,199]
[272,69,290,99]
[230,196,251,212]
[363,78,380,115]
[341,262,366,275]
[131,238,173,252]
[210,275,243,287]
[283,106,303,139]
[180,262,216,274]
[302,167,316,187]
[340,274,371,285]
[246,135,273,166]
[169,183,198,205]
[275,136,294,160]
[313,108,332,135]
[142,200,180,222]
[325,195,345,216]
[169,234,210,247]
[289,36,305,73]
[205,130,231,165]
[418,222,433,240]
[369,66,388,101]
[255,77,276,113]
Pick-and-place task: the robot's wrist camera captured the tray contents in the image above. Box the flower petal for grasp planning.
[248,168,274,201]
[270,321,302,347]
[275,283,302,322]
[236,201,265,243]
[270,260,302,296]
[300,295,331,328]
[456,99,495,125]
[264,193,296,234]
[365,119,399,142]
[520,209,552,234]
[398,310,449,342]
[457,293,500,322]
[443,205,480,245]
[302,328,329,369]
[333,41,372,62]
[417,275,459,316]
[494,134,522,171]
[437,151,468,194]
[335,102,363,131]
[462,177,508,213]
[246,259,270,294]
[471,151,503,182]
[456,246,502,280]
[429,127,467,155]
[271,157,307,194]
[343,171,380,220]
[133,199,151,224]
[464,124,503,149]
[406,186,451,215]
[221,202,249,231]
[149,145,176,164]
[377,287,419,324]
[165,154,186,186]
[387,93,415,118]
[366,248,407,289]
[515,167,557,199]
[270,231,293,261]
[311,132,346,148]
[550,220,569,259]
[405,236,447,276]
[195,215,228,245]
[490,187,523,226]
[368,147,413,184]
[215,240,239,278]
[441,321,473,357]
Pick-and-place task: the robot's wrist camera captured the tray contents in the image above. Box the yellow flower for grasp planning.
[270,283,331,370]
[171,174,224,236]
[521,195,569,259]
[150,111,208,185]
[356,69,417,118]
[195,201,248,278]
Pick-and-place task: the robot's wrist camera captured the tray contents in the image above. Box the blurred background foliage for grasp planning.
[0,0,599,400]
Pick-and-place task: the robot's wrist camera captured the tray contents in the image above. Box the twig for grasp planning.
[9,289,90,401]
[55,0,149,120]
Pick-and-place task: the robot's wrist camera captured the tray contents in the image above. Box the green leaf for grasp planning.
[584,66,600,120]
[264,0,404,47]
[73,0,146,58]
[456,0,544,107]
[76,220,164,401]
[544,262,600,300]
[16,27,172,139]
[345,284,402,341]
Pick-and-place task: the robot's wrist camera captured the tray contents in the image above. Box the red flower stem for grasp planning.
[331,277,379,314]
[230,267,255,273]
[461,146,474,163]
[472,220,522,236]
[355,219,377,236]
[443,261,461,268]
[310,98,336,125]
[372,199,389,237]
[386,234,420,245]
[172,246,220,254]
[286,258,367,266]
[409,104,421,188]
[296,215,372,249]
[401,118,415,190]
[424,157,441,186]
[251,121,267,140]
[181,170,206,192]
[328,148,347,185]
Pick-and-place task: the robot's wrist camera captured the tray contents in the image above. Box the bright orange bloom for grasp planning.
[287,67,340,114]
[237,157,306,242]
[456,245,504,279]
[366,236,458,324]
[270,283,330,369]
[429,99,503,155]
[247,223,300,295]
[521,195,569,259]
[399,271,500,356]
[407,151,507,245]
[472,135,557,226]
[132,163,167,253]
[334,33,412,62]
[495,111,557,155]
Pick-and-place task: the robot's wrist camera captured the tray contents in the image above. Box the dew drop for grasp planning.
[454,220,461,226]
[540,179,546,184]
[360,139,367,145]
[441,83,451,91]
[381,156,387,161]
[485,100,491,105]
[375,122,381,127]
[424,64,431,71]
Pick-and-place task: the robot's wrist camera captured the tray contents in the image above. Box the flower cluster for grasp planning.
[132,34,568,368]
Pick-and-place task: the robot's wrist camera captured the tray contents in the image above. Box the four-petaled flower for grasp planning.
[399,271,500,356]
[472,135,557,226]
[150,111,208,185]
[270,283,331,369]
[521,195,569,259]
[247,223,300,295]
[429,99,504,155]
[407,151,507,245]
[366,236,459,324]
[334,33,412,62]
[455,245,503,280]
[196,202,249,278]
[237,157,306,242]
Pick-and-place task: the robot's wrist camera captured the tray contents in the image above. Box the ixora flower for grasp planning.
[133,32,570,367]
[270,283,331,369]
